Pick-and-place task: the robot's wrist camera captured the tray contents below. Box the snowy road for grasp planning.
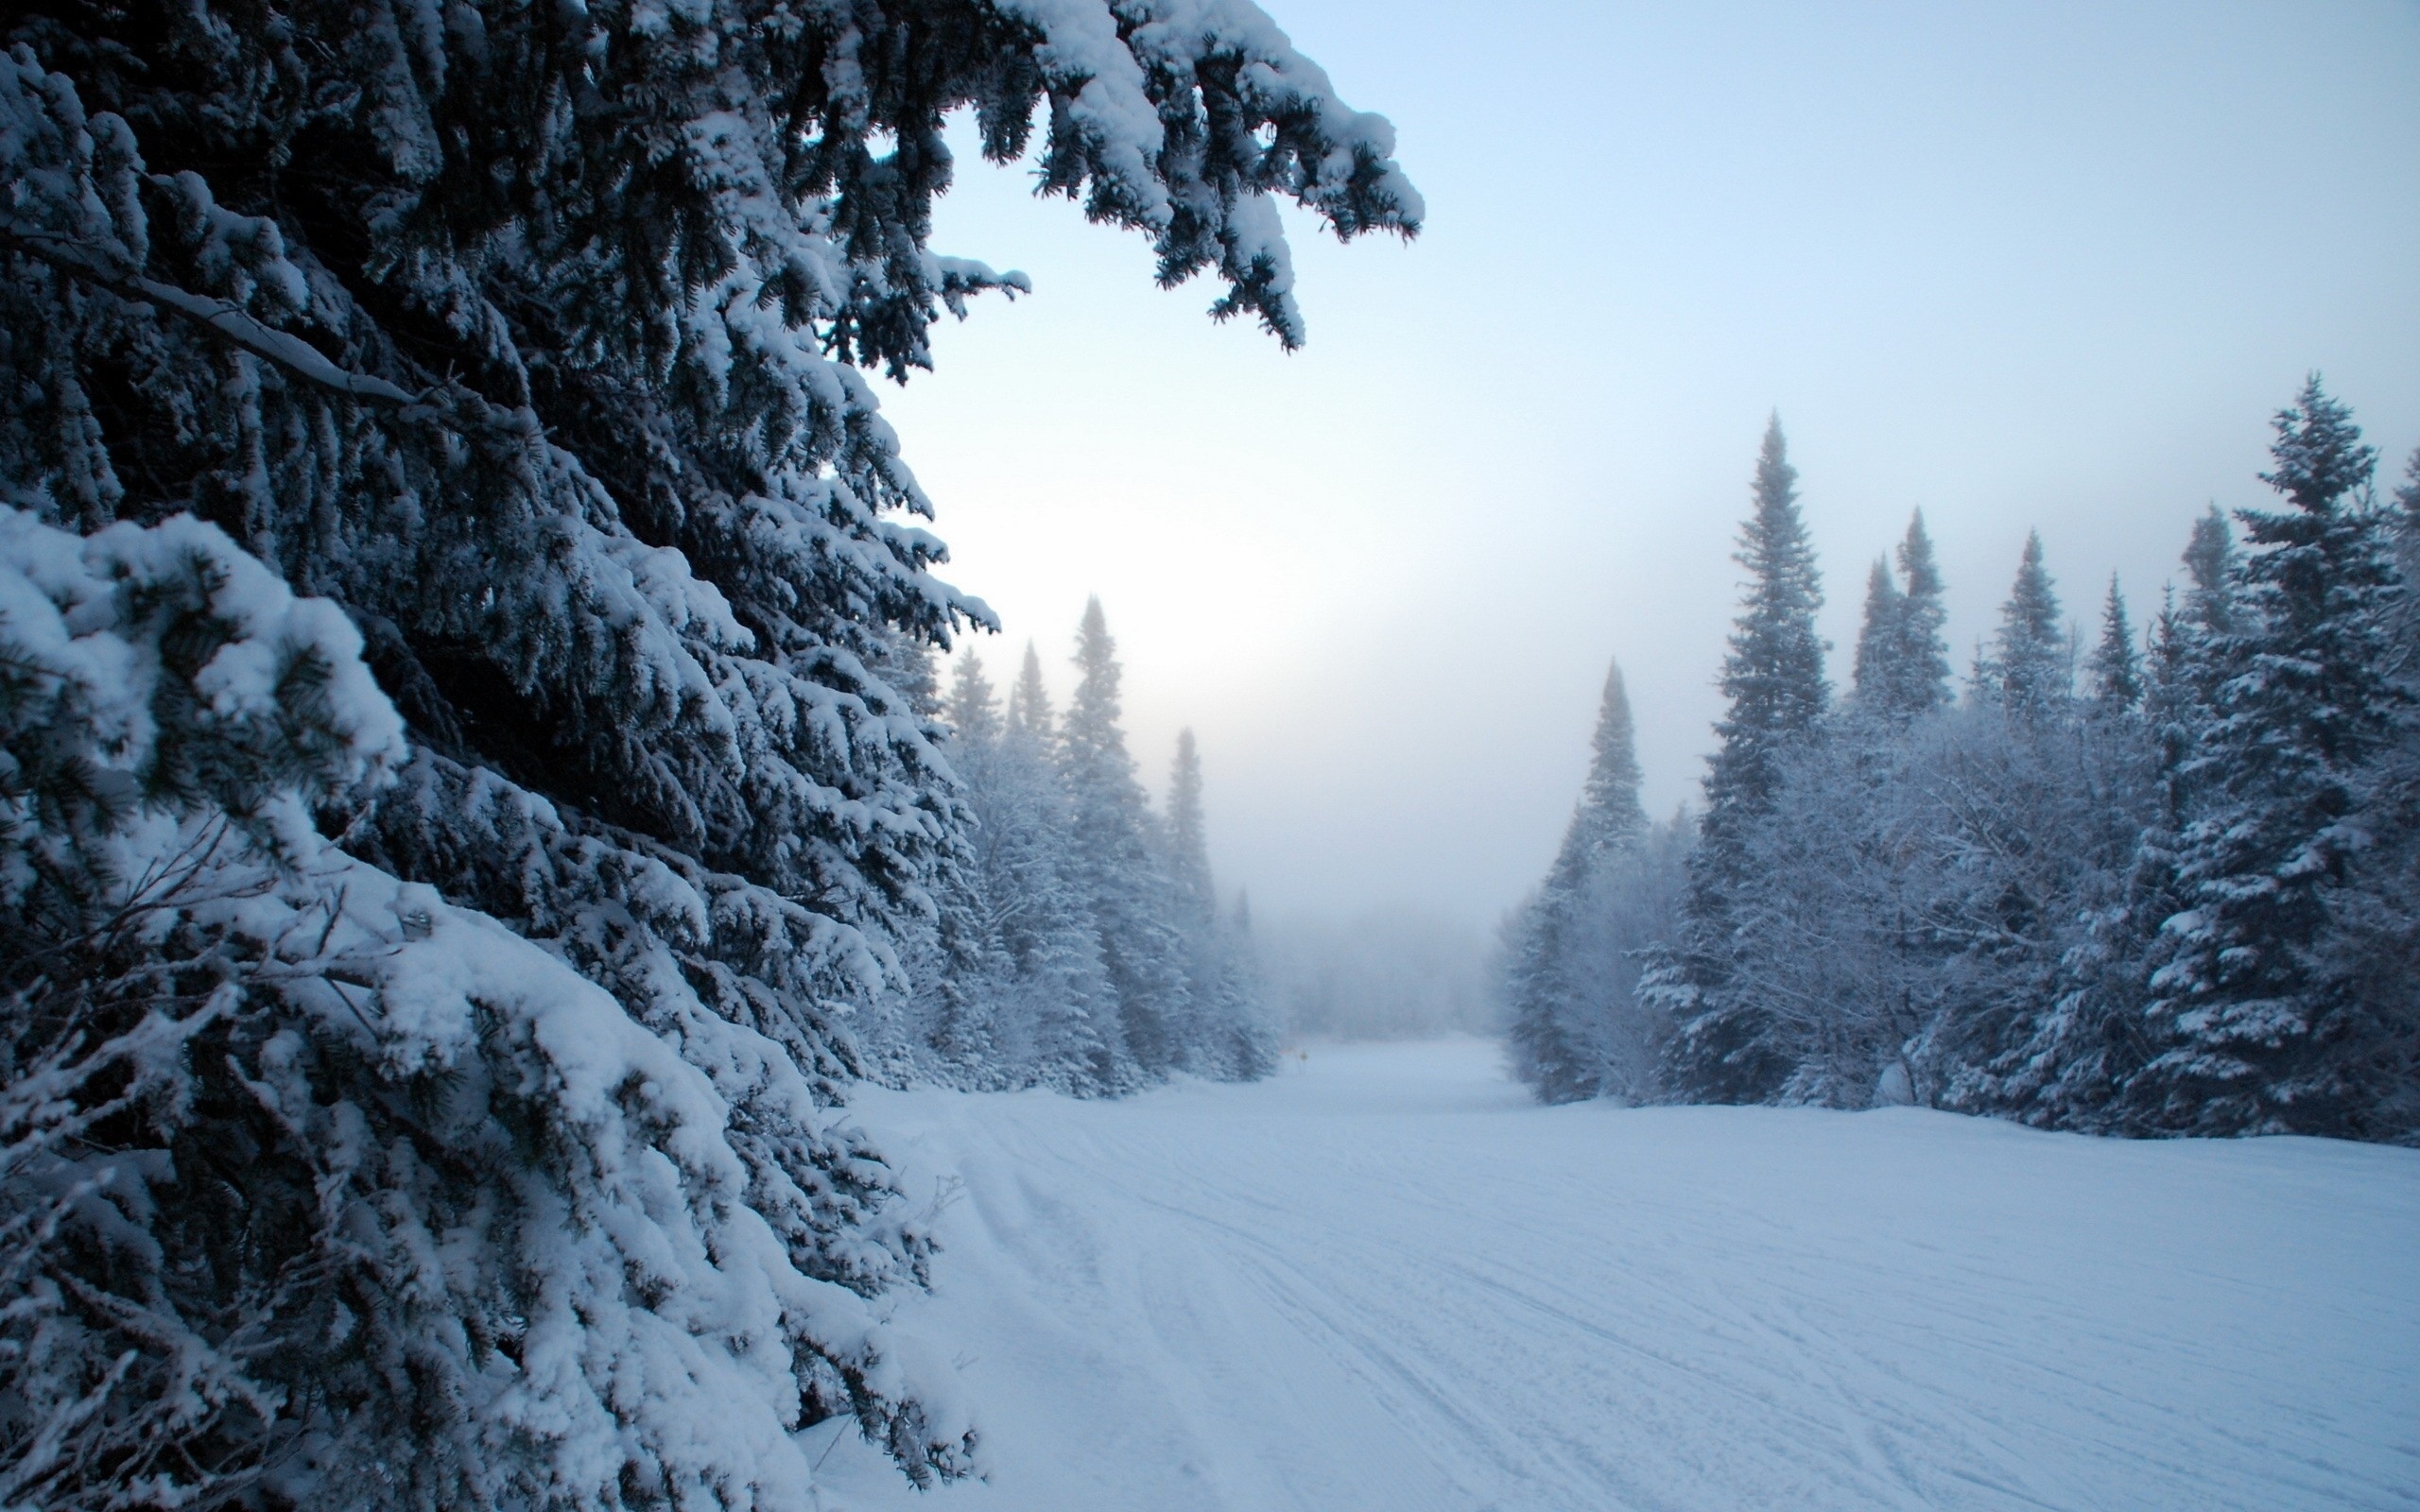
[818,1039,2420,1511]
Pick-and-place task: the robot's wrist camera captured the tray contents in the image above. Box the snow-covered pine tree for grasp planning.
[2325,449,2420,1141]
[1702,419,1832,843]
[1215,887,1279,1074]
[1851,557,1906,711]
[2089,575,2144,713]
[1659,416,1829,1103]
[1891,510,1955,717]
[1060,598,1192,1074]
[2137,379,2410,1138]
[876,647,1013,1086]
[1167,730,1219,925]
[2031,536,2248,1137]
[1853,511,1954,722]
[0,507,975,1508]
[0,3,1416,1500]
[986,644,1130,1092]
[2184,505,2243,640]
[1980,531,2072,714]
[1165,730,1277,1078]
[1507,657,1651,1102]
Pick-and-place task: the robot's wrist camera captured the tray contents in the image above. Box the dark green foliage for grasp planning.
[2134,378,2411,1137]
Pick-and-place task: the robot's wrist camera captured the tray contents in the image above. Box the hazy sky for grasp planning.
[881,0,2420,932]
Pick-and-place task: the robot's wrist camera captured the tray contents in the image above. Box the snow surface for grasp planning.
[818,1038,2419,1511]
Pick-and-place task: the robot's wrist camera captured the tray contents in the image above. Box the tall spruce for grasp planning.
[0,4,1417,1501]
[1701,416,1831,852]
[1893,510,1955,715]
[942,649,1126,1092]
[1507,658,1652,1101]
[1852,557,1906,710]
[2138,378,2408,1137]
[1167,730,1218,923]
[1852,511,1952,721]
[2089,576,2143,712]
[1983,531,2071,713]
[1660,417,1829,1102]
[1165,730,1276,1078]
[2183,505,2242,639]
[2337,450,2420,1139]
[1061,598,1191,1074]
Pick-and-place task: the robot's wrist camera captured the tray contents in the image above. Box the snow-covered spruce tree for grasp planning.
[1891,510,1955,717]
[2088,576,2143,713]
[2183,504,2244,641]
[1506,657,1652,1102]
[2026,528,2249,1137]
[1165,729,1276,1078]
[2324,448,2420,1141]
[1657,416,1829,1103]
[2136,380,2410,1138]
[1555,811,1693,1102]
[987,644,1130,1092]
[0,7,1416,1503]
[1979,531,2073,715]
[0,508,979,1508]
[879,640,1017,1088]
[1851,557,1905,711]
[1851,511,1952,722]
[1060,599,1193,1075]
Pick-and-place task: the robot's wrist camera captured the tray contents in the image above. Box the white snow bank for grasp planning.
[821,1038,2418,1511]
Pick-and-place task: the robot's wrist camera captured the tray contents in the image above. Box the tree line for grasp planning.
[864,600,1274,1093]
[1507,380,2419,1144]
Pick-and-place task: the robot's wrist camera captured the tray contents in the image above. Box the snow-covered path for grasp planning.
[818,1039,2420,1511]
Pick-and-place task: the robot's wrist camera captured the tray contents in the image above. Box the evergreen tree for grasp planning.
[938,649,1127,1093]
[1853,556,1906,709]
[1165,730,1276,1078]
[1892,510,1955,715]
[1168,730,1219,923]
[1982,531,2071,714]
[1700,416,1832,851]
[2138,378,2408,1137]
[1852,512,1953,722]
[2183,505,2242,639]
[1660,416,1828,1102]
[2328,449,2420,1140]
[1010,642,1056,745]
[0,5,1415,1500]
[1061,598,1191,1074]
[1507,658,1653,1102]
[2089,575,2143,712]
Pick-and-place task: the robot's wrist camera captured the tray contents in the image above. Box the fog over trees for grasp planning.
[1503,381,2420,1145]
[1,0,2414,1503]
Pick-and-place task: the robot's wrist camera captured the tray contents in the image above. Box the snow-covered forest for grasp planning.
[0,0,1409,1503]
[860,606,1275,1094]
[1506,391,2420,1145]
[4,0,2416,1505]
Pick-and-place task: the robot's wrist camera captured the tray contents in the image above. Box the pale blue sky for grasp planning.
[882,0,2420,930]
